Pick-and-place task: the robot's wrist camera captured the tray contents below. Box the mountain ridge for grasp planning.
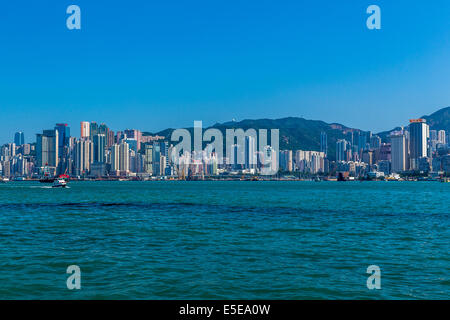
[143,106,450,161]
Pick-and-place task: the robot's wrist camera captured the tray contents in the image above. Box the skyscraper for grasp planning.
[119,141,130,172]
[75,139,93,176]
[144,144,153,174]
[90,122,99,140]
[438,130,446,145]
[80,121,90,139]
[36,130,59,168]
[336,139,348,162]
[110,144,120,173]
[93,134,106,163]
[152,142,161,175]
[14,132,24,146]
[54,123,71,174]
[245,136,257,170]
[320,132,327,157]
[409,119,429,170]
[124,129,142,151]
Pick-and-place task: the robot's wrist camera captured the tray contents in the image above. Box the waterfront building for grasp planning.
[378,160,391,175]
[390,133,407,173]
[418,156,431,173]
[75,139,93,176]
[279,150,293,172]
[409,119,429,170]
[245,136,257,170]
[93,134,106,163]
[119,141,130,173]
[260,146,278,175]
[36,129,59,168]
[144,144,153,174]
[110,144,120,173]
[55,123,71,173]
[152,142,161,175]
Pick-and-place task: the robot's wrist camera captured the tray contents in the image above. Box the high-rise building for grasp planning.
[370,135,381,149]
[93,134,106,163]
[98,123,109,136]
[279,150,293,172]
[75,139,93,176]
[438,130,446,145]
[119,141,130,172]
[55,123,70,160]
[90,122,99,140]
[110,144,120,173]
[409,119,429,170]
[107,130,115,148]
[245,136,257,170]
[36,130,59,168]
[14,132,24,146]
[391,133,407,173]
[144,144,153,174]
[152,142,161,175]
[124,129,142,151]
[80,122,90,139]
[320,132,327,157]
[336,139,348,162]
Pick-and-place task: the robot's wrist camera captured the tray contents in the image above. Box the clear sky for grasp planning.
[0,0,449,144]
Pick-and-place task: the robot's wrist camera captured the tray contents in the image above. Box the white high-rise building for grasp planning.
[110,144,120,173]
[80,121,90,139]
[75,139,93,175]
[119,141,130,172]
[390,133,407,173]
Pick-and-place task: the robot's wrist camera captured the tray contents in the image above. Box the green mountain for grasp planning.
[145,117,366,161]
[144,106,449,161]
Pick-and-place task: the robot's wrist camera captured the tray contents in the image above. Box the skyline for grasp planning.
[1,105,448,146]
[1,1,450,144]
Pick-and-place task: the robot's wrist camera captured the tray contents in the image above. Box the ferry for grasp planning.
[52,179,68,188]
[39,165,55,183]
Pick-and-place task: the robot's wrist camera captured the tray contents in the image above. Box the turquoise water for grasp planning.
[0,181,448,299]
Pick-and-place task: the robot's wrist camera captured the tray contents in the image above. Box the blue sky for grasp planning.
[0,0,449,144]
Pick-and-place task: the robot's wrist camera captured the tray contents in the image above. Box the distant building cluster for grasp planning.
[1,118,449,180]
[328,119,449,179]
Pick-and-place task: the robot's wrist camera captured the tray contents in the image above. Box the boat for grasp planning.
[52,179,67,188]
[39,165,55,183]
[0,178,10,183]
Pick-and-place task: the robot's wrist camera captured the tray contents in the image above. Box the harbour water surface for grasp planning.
[0,181,448,299]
